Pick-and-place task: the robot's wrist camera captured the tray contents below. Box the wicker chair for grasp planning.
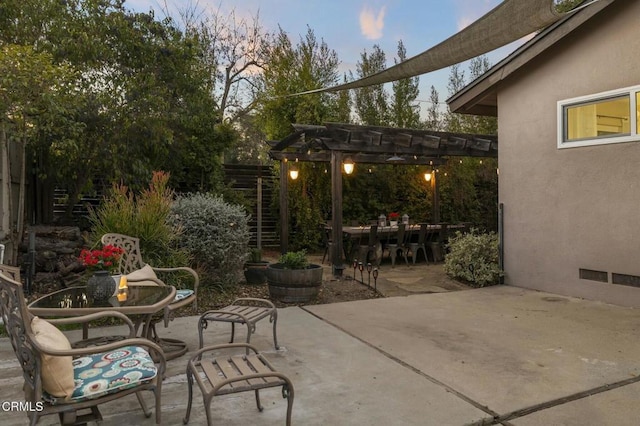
[0,270,166,425]
[101,233,199,359]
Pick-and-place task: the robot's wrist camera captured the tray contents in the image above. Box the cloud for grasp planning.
[359,5,386,40]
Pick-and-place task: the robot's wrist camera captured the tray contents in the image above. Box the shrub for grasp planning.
[88,171,190,269]
[248,248,263,263]
[443,228,502,287]
[277,250,309,269]
[170,193,250,288]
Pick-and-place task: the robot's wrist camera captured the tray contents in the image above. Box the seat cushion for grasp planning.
[174,289,194,302]
[31,317,75,399]
[126,264,159,286]
[69,346,158,402]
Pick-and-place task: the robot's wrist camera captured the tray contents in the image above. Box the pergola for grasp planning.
[268,122,498,275]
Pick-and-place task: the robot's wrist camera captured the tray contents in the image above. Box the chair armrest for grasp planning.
[151,266,199,311]
[46,310,137,339]
[47,311,136,339]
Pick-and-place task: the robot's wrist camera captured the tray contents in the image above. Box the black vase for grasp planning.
[87,270,116,301]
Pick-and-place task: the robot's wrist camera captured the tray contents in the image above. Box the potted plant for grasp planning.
[79,244,125,301]
[388,212,400,226]
[243,248,269,285]
[265,250,323,303]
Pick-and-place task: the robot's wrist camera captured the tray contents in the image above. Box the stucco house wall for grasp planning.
[497,1,640,307]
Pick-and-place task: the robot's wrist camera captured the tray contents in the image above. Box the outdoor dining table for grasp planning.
[28,284,180,357]
[340,223,461,239]
[334,223,465,263]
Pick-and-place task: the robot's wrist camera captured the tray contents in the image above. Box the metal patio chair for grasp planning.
[101,233,199,359]
[0,271,165,425]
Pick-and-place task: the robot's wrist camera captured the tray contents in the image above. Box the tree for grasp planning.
[0,44,79,262]
[390,40,420,129]
[1,0,233,225]
[257,26,340,139]
[333,75,353,123]
[353,45,389,126]
[424,85,442,130]
[436,56,499,230]
[182,7,269,125]
[255,26,341,249]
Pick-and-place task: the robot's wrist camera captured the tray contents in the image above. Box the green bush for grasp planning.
[248,248,263,263]
[277,250,309,269]
[443,228,502,287]
[88,171,190,269]
[170,193,250,288]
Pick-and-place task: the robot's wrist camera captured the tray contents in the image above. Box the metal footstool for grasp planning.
[198,298,279,351]
[183,343,294,426]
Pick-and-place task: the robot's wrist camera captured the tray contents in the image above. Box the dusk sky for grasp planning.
[125,0,526,110]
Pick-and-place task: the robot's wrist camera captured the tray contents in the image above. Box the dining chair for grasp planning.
[319,223,333,264]
[357,225,382,266]
[427,223,449,262]
[101,233,199,359]
[409,224,430,264]
[0,271,166,425]
[385,224,409,267]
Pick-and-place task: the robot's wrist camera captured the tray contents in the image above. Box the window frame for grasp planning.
[557,84,639,149]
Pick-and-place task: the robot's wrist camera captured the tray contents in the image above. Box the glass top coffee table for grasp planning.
[28,285,175,314]
[28,285,182,358]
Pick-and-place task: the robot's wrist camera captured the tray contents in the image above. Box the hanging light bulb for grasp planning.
[289,158,299,180]
[343,156,355,175]
[424,171,432,182]
[289,167,299,180]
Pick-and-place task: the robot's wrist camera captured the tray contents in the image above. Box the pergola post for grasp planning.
[331,151,344,276]
[279,159,289,254]
[432,170,440,223]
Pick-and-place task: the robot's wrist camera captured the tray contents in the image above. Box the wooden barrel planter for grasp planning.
[265,263,323,303]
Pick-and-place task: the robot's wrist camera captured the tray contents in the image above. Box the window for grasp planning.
[558,85,640,148]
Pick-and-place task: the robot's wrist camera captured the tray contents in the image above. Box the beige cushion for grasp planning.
[126,264,160,286]
[31,317,74,399]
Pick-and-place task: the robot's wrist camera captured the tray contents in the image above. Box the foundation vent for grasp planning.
[579,268,608,283]
[612,273,640,288]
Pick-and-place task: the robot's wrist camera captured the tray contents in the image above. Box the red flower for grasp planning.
[388,212,400,220]
[79,245,124,272]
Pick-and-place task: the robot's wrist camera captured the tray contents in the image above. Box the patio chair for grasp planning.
[409,224,431,264]
[385,224,409,267]
[101,233,199,358]
[0,264,20,282]
[357,225,382,266]
[320,223,333,264]
[427,223,449,262]
[0,270,166,425]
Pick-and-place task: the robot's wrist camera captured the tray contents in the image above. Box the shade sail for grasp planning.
[291,0,565,95]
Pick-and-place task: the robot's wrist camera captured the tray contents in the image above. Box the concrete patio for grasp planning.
[2,268,640,425]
